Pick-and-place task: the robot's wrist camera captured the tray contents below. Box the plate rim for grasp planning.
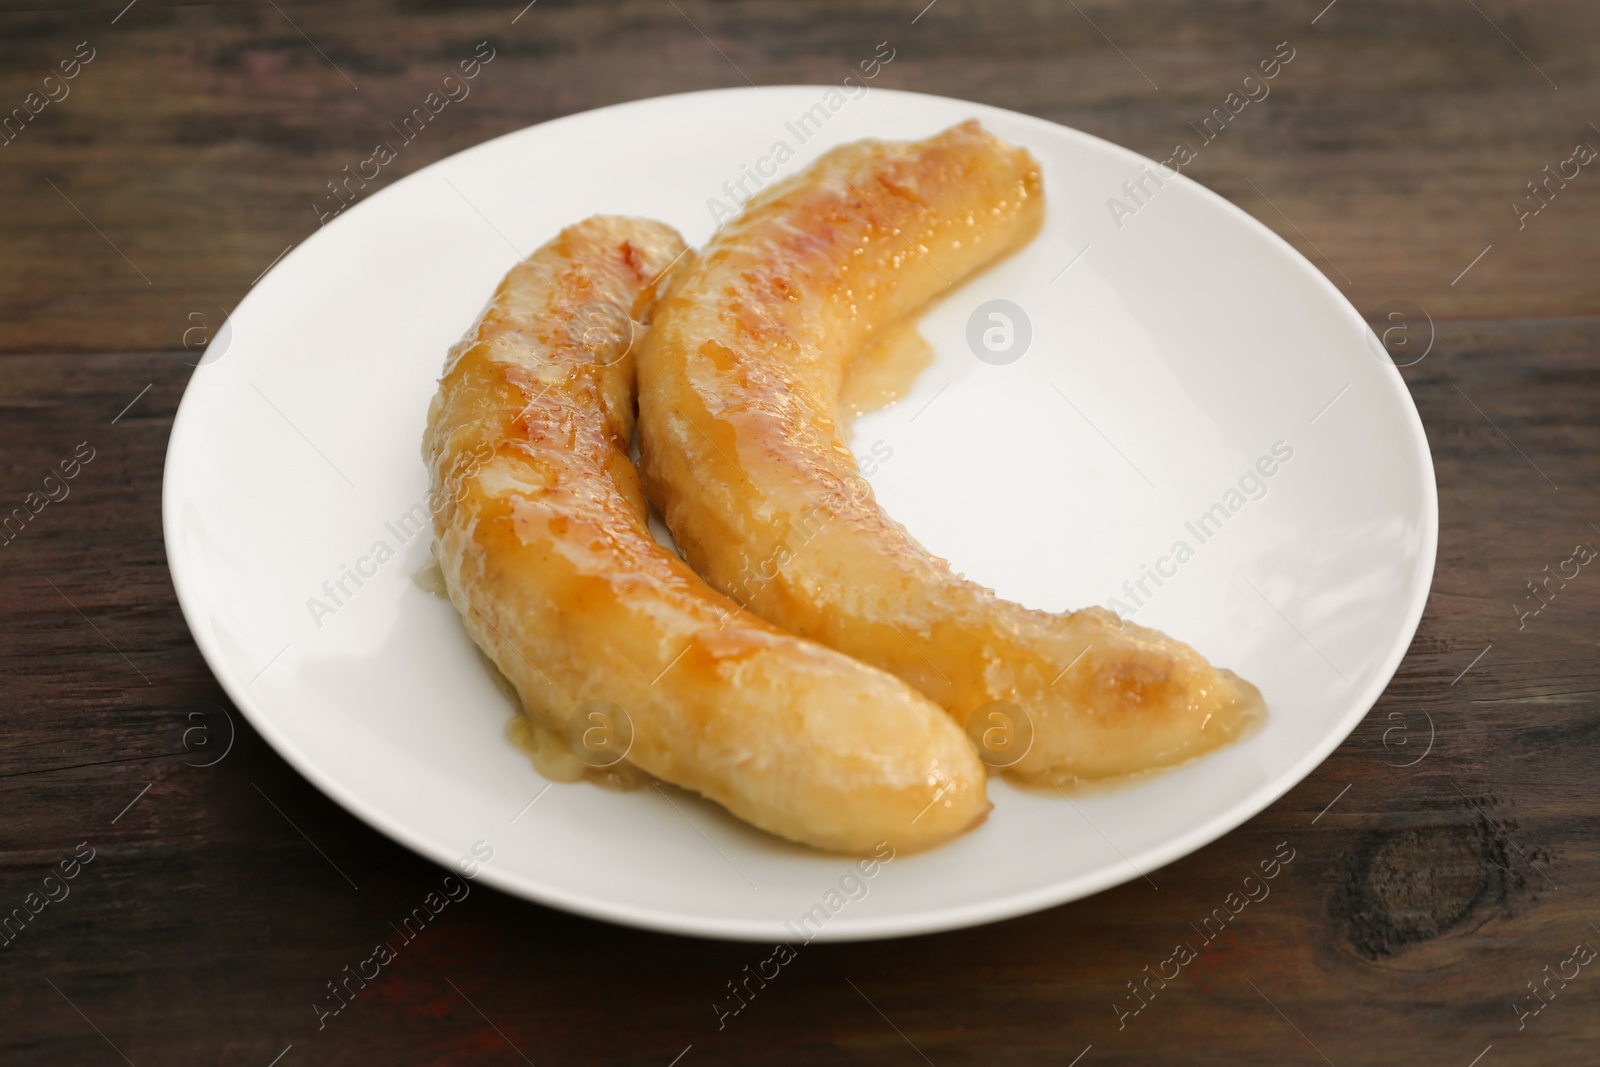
[162,84,1439,942]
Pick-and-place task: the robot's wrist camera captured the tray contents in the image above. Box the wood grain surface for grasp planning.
[2,1,1598,1064]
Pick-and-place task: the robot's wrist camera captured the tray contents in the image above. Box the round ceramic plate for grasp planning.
[163,86,1436,942]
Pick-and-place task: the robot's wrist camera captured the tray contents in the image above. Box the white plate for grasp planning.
[163,87,1436,942]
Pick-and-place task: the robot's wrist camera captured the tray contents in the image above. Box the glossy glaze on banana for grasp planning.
[423,216,988,852]
[636,125,1263,783]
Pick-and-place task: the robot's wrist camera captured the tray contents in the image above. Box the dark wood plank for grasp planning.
[2,319,1597,1065]
[1,0,1599,357]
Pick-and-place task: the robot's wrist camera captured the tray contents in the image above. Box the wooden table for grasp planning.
[3,1,1597,1063]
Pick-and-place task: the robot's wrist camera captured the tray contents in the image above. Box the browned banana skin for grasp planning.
[424,215,988,853]
[636,125,1263,783]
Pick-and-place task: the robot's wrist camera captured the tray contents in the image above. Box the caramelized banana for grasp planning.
[424,216,987,852]
[636,124,1263,783]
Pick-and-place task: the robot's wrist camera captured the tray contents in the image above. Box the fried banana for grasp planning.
[636,124,1263,783]
[423,215,988,852]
